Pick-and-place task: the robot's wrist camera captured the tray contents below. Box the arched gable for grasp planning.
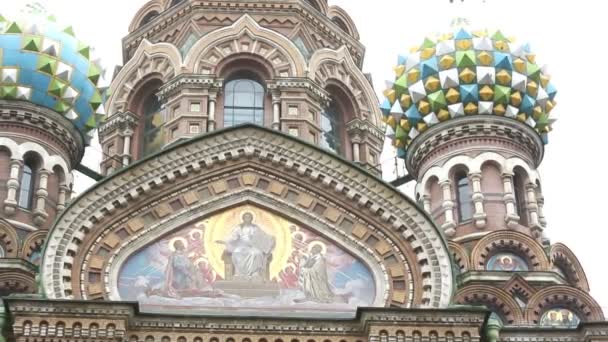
[106,39,182,114]
[41,125,453,310]
[0,219,19,258]
[308,47,381,125]
[470,231,550,271]
[184,15,307,78]
[525,285,604,324]
[454,285,524,325]
[327,6,360,40]
[550,243,590,292]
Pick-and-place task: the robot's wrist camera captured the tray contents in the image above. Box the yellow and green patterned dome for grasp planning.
[380,26,557,158]
[0,7,105,144]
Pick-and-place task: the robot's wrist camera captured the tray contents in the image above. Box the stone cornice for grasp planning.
[406,116,545,179]
[98,111,139,136]
[42,124,453,308]
[157,74,222,101]
[0,100,85,166]
[124,0,365,67]
[346,118,384,141]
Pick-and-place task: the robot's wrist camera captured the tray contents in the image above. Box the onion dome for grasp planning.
[0,10,105,144]
[380,27,557,158]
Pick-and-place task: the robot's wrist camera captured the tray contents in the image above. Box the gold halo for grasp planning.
[239,210,256,222]
[307,240,327,254]
[501,255,513,264]
[168,237,188,251]
[291,231,306,242]
[195,220,208,228]
[189,228,204,239]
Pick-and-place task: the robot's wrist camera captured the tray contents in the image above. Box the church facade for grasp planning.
[0,1,607,342]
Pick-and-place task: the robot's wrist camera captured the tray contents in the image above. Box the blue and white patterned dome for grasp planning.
[0,9,105,144]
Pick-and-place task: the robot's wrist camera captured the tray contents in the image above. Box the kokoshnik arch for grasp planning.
[0,1,606,342]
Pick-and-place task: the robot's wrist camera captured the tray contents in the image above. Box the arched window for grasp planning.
[142,93,163,157]
[455,171,472,222]
[319,99,343,154]
[223,79,265,127]
[513,170,528,226]
[18,162,36,209]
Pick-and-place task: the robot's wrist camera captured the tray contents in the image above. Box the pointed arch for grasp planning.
[106,39,182,114]
[309,47,381,125]
[184,15,307,77]
[42,125,453,309]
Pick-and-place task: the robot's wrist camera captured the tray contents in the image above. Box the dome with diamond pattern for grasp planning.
[0,9,105,144]
[380,26,557,159]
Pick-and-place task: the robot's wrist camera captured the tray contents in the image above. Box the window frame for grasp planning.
[455,171,473,222]
[223,78,265,127]
[18,162,36,210]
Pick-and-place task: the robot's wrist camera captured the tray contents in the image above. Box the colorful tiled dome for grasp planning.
[380,27,557,158]
[0,11,104,144]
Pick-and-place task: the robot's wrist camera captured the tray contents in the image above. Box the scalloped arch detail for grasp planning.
[470,230,550,271]
[550,243,590,292]
[184,15,306,77]
[525,285,604,323]
[454,285,524,324]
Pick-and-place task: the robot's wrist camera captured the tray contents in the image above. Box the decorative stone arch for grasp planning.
[524,285,604,324]
[504,158,540,184]
[128,0,180,32]
[19,142,70,176]
[327,5,360,40]
[0,219,19,258]
[184,15,307,78]
[470,230,550,271]
[41,125,453,309]
[106,39,182,114]
[454,285,524,325]
[304,0,328,14]
[448,241,470,273]
[308,47,381,125]
[550,243,590,292]
[21,230,47,262]
[470,153,507,174]
[0,270,37,294]
[0,137,20,159]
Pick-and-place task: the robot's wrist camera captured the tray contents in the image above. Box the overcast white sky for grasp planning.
[3,0,608,312]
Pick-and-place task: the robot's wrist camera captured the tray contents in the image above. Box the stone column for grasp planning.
[440,180,457,237]
[57,184,69,212]
[502,172,519,228]
[208,95,217,131]
[122,130,133,166]
[422,194,432,214]
[33,169,50,226]
[352,142,361,163]
[469,172,487,229]
[272,95,281,130]
[525,183,542,231]
[3,159,23,215]
[537,192,547,227]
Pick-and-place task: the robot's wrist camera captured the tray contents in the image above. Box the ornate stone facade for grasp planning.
[1,1,608,342]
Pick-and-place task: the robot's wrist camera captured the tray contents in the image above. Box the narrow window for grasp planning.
[18,163,35,209]
[319,99,343,154]
[142,93,163,157]
[513,173,528,226]
[455,171,472,222]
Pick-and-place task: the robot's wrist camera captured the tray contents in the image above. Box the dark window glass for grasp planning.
[223,79,265,127]
[18,164,35,209]
[513,174,528,225]
[455,172,472,222]
[143,94,163,157]
[319,100,343,154]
